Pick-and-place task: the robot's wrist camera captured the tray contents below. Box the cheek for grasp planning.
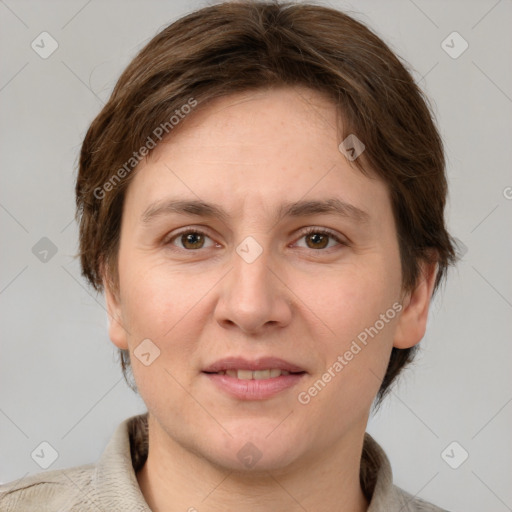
[121,263,203,412]
[313,262,401,341]
[117,257,211,382]
[302,254,401,400]
[118,255,193,337]
[301,293,398,425]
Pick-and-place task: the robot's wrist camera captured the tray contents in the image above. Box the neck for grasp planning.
[137,415,369,512]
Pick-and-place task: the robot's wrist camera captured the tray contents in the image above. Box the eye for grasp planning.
[164,227,347,252]
[165,229,217,250]
[293,227,346,250]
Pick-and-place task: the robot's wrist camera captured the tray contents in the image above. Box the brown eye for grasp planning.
[305,232,329,249]
[166,229,216,251]
[295,228,345,251]
[180,232,205,249]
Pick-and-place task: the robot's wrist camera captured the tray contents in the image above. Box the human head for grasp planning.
[75,0,456,404]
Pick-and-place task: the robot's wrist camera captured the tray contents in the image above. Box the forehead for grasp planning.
[142,86,348,169]
[123,86,389,224]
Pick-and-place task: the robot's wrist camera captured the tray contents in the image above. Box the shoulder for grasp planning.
[0,413,150,511]
[362,433,451,512]
[0,463,95,511]
[392,484,451,512]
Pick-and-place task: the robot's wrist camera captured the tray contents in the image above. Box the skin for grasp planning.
[103,86,437,512]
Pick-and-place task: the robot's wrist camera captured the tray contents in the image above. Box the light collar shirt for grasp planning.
[0,413,449,511]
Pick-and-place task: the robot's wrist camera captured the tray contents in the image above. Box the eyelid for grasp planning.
[163,226,217,248]
[164,225,348,250]
[292,226,349,249]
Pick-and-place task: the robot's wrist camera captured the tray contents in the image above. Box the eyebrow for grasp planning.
[140,197,370,225]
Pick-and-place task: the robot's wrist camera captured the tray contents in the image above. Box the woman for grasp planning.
[0,2,456,510]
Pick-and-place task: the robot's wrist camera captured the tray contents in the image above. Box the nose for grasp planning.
[214,239,293,335]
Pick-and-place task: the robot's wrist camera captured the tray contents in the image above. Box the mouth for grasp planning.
[202,356,306,376]
[202,357,307,400]
[204,368,303,379]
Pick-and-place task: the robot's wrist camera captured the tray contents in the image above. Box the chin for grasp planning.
[200,426,305,473]
[210,447,301,475]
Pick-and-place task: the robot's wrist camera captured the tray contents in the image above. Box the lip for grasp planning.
[202,356,306,373]
[203,372,306,400]
[202,356,307,401]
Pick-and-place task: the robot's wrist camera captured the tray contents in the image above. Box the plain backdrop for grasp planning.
[1,1,511,510]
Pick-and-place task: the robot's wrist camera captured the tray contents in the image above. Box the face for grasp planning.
[104,86,433,472]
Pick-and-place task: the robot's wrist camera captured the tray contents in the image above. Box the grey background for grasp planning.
[1,0,511,510]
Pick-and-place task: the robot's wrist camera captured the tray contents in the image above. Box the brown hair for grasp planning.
[75,0,457,403]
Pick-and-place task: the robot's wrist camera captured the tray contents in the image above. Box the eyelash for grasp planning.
[164,227,347,252]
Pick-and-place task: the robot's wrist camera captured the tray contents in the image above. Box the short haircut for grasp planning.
[75,1,457,403]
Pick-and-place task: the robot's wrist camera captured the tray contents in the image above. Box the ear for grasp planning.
[393,260,438,349]
[101,262,129,350]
